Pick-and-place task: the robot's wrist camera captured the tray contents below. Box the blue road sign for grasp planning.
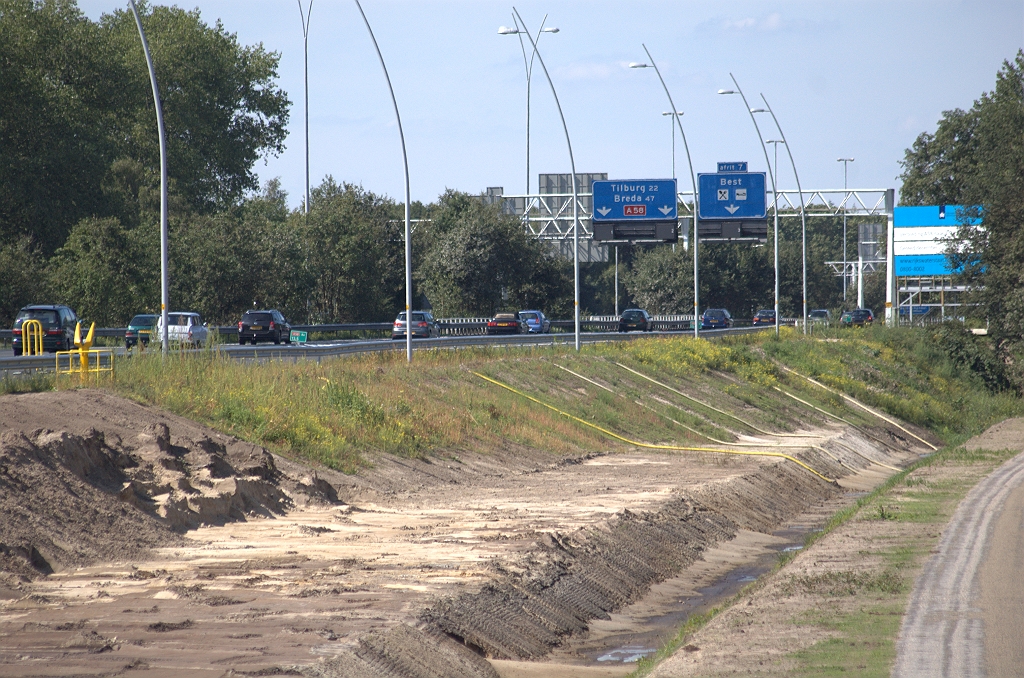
[697,172,767,220]
[592,179,677,222]
[717,162,748,173]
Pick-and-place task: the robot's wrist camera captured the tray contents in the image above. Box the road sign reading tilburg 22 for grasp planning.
[592,179,678,222]
[697,171,767,220]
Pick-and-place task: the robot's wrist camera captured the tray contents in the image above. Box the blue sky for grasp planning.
[79,1,1023,208]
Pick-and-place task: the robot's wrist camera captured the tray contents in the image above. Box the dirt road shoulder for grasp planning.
[639,440,1023,677]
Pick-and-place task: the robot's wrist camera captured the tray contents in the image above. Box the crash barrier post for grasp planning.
[56,322,114,378]
[21,319,44,356]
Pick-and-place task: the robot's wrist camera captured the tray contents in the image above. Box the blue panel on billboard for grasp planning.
[592,179,678,222]
[894,254,952,277]
[718,161,748,173]
[697,172,767,220]
[894,205,982,228]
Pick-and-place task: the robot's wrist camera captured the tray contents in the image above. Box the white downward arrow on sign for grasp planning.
[725,205,740,214]
[597,207,611,216]
[658,206,672,215]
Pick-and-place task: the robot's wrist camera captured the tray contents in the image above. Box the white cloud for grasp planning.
[721,13,784,31]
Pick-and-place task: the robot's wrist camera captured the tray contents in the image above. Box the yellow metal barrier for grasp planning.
[21,319,43,356]
[56,322,114,377]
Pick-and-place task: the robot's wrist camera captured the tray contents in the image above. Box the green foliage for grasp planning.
[0,238,51,327]
[899,51,1024,348]
[416,190,572,317]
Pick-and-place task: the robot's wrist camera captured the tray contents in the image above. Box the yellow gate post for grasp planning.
[75,322,95,373]
[21,319,43,356]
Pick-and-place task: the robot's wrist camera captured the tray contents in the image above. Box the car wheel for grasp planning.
[13,347,22,357]
[250,337,257,346]
[274,333,281,345]
[239,336,245,345]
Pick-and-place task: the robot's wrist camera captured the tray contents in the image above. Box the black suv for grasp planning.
[12,305,78,355]
[238,310,291,345]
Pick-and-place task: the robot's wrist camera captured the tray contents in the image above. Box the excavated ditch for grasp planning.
[0,389,932,678]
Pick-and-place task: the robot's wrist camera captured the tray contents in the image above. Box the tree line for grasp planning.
[3,0,879,329]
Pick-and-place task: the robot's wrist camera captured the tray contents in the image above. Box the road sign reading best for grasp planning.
[697,172,767,220]
[592,179,677,222]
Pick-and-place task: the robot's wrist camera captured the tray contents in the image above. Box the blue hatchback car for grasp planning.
[701,308,733,330]
[518,310,550,334]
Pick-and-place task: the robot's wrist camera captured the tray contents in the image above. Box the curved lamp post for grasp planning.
[511,7,580,351]
[662,110,684,178]
[298,1,313,219]
[838,157,855,299]
[718,75,778,335]
[498,18,558,195]
[353,0,412,362]
[758,94,808,334]
[128,0,169,354]
[630,47,700,338]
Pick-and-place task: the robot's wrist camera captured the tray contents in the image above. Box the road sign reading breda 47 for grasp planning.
[697,172,767,220]
[592,179,678,222]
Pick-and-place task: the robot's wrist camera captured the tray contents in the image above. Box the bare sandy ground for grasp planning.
[0,389,926,677]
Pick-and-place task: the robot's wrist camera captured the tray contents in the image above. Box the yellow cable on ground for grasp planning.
[614,362,819,438]
[777,365,939,451]
[473,371,836,484]
[554,363,865,473]
[773,386,903,471]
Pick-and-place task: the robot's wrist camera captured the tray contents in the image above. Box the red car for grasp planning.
[752,309,776,325]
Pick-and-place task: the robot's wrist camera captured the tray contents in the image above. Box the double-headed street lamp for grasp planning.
[838,157,855,300]
[498,19,559,195]
[509,7,580,351]
[630,48,700,338]
[718,78,779,335]
[298,1,313,219]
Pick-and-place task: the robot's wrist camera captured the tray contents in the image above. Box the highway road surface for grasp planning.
[894,423,1024,677]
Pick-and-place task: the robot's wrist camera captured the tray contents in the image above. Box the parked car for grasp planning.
[618,308,653,332]
[157,312,208,348]
[518,310,550,334]
[392,311,440,339]
[840,308,874,327]
[125,314,158,349]
[238,309,291,345]
[11,304,78,355]
[752,309,776,326]
[701,308,733,330]
[485,312,526,335]
[809,309,832,324]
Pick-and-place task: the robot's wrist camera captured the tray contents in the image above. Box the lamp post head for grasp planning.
[717,89,736,95]
[662,111,684,116]
[542,27,559,33]
[629,62,649,69]
[749,108,767,113]
[837,157,855,162]
[766,139,785,144]
[498,26,519,35]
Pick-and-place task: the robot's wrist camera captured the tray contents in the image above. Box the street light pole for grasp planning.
[512,7,580,351]
[630,48,700,338]
[718,75,778,335]
[662,111,682,178]
[298,1,313,219]
[128,0,169,355]
[760,94,808,334]
[353,0,412,363]
[499,18,558,195]
[838,158,855,301]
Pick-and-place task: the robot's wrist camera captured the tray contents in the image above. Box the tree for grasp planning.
[416,191,572,318]
[305,179,405,323]
[899,51,1024,341]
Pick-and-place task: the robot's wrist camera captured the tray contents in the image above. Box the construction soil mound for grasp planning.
[0,389,930,677]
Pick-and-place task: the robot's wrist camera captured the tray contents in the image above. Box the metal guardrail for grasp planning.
[0,326,769,377]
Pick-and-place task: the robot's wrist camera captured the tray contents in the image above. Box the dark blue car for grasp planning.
[701,308,733,330]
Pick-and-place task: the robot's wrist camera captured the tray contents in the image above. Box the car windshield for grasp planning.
[756,310,773,316]
[166,314,195,325]
[622,311,644,319]
[809,310,828,318]
[16,309,59,326]
[129,315,157,326]
[396,312,427,322]
[519,312,539,321]
[494,313,516,319]
[705,310,726,318]
[244,312,273,323]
